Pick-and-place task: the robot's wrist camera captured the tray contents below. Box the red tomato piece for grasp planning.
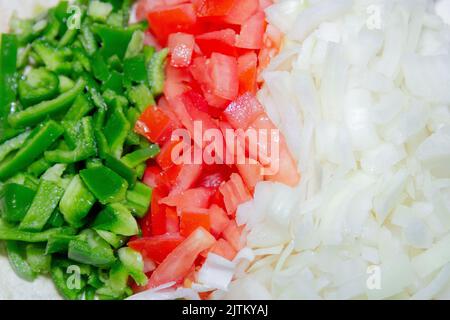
[151,187,169,236]
[210,53,238,101]
[142,165,163,188]
[147,4,198,46]
[168,32,195,67]
[223,0,259,25]
[209,204,230,237]
[236,160,264,191]
[219,173,252,215]
[210,238,237,261]
[147,227,216,288]
[136,0,166,21]
[165,207,180,234]
[128,233,185,264]
[194,0,236,17]
[223,92,265,130]
[169,162,203,195]
[264,145,301,187]
[196,29,237,57]
[237,52,258,95]
[236,11,265,50]
[161,187,214,210]
[180,209,210,237]
[139,208,153,237]
[156,139,182,170]
[222,220,244,251]
[135,106,176,144]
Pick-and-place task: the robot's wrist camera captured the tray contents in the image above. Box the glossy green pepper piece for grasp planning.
[18,68,60,107]
[0,183,36,223]
[91,203,138,236]
[80,165,128,204]
[0,34,18,134]
[0,121,64,181]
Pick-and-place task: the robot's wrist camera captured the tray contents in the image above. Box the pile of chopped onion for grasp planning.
[212,0,450,300]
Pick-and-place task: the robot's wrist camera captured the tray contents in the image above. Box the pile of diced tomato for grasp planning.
[130,0,300,293]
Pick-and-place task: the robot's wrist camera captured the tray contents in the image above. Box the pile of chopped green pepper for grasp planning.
[0,0,167,300]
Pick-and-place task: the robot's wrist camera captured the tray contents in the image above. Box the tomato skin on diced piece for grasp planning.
[223,0,259,25]
[196,29,237,57]
[128,233,185,264]
[180,208,210,237]
[210,52,239,101]
[210,238,237,261]
[209,204,230,237]
[219,173,252,215]
[222,220,244,251]
[168,32,196,67]
[151,187,169,236]
[147,3,198,46]
[238,52,258,95]
[236,11,266,50]
[236,160,264,191]
[161,187,214,211]
[223,92,265,130]
[194,0,236,17]
[166,207,181,234]
[147,227,216,288]
[135,106,177,145]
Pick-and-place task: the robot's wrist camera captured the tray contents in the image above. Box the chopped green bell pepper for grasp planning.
[18,68,60,107]
[0,183,36,223]
[121,144,160,168]
[92,203,138,236]
[6,241,37,281]
[80,166,128,204]
[68,229,116,267]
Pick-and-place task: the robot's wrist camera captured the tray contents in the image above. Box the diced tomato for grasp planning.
[168,32,195,67]
[135,106,176,144]
[156,140,182,170]
[223,0,259,25]
[259,0,273,10]
[147,227,216,288]
[210,238,237,260]
[196,29,237,57]
[264,145,300,187]
[151,187,169,236]
[143,165,162,189]
[136,0,167,21]
[128,233,185,264]
[166,207,180,233]
[222,220,244,251]
[236,160,263,191]
[237,52,258,95]
[194,0,236,17]
[219,173,252,215]
[180,208,210,237]
[223,93,265,130]
[169,162,203,195]
[139,208,153,237]
[161,187,214,210]
[209,188,225,209]
[147,4,198,45]
[209,204,230,237]
[236,12,265,50]
[210,53,238,101]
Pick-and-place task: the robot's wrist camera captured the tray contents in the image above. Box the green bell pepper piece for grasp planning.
[79,23,98,56]
[124,54,148,84]
[32,41,72,74]
[102,70,124,94]
[121,144,160,168]
[148,48,168,96]
[45,117,97,164]
[0,34,18,134]
[19,179,65,231]
[124,30,144,59]
[0,131,31,162]
[68,229,116,267]
[93,24,134,59]
[26,243,52,273]
[80,166,128,204]
[103,153,137,187]
[8,78,86,128]
[27,158,51,177]
[92,203,138,236]
[18,68,60,107]
[58,75,75,93]
[92,51,110,82]
[0,183,36,223]
[46,234,77,254]
[0,223,76,242]
[64,94,94,122]
[51,264,83,300]
[128,83,155,112]
[0,121,64,181]
[118,247,147,286]
[59,175,96,227]
[126,182,152,218]
[96,229,126,249]
[6,241,37,281]
[104,106,130,158]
